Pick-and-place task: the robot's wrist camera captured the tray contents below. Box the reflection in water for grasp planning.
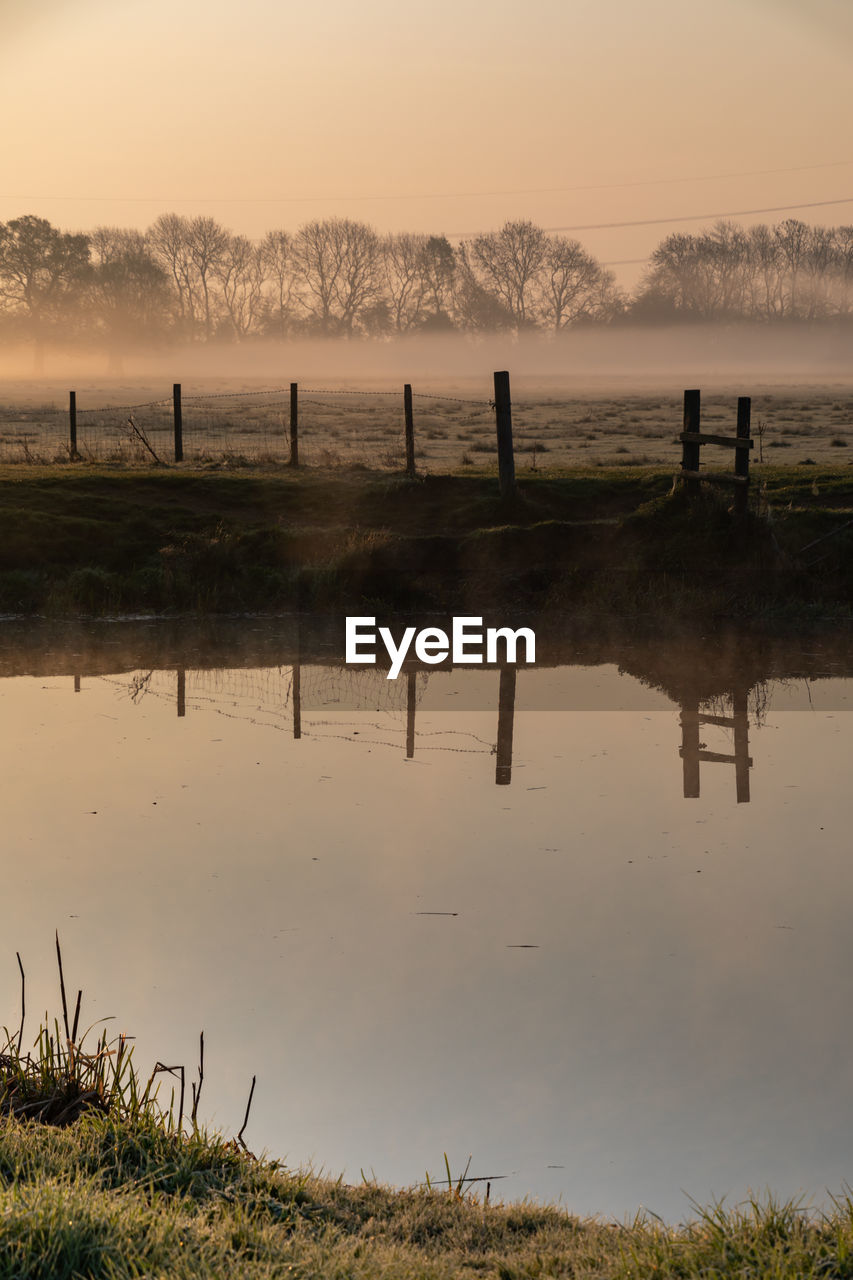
[80,661,768,802]
[495,667,516,786]
[7,618,853,1223]
[680,686,753,803]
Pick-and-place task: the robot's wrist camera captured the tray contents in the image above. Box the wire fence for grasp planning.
[0,382,847,469]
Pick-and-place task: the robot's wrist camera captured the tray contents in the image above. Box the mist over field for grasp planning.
[1,326,852,399]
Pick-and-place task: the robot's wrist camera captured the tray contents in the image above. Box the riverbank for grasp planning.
[1,1114,850,1278]
[0,461,851,619]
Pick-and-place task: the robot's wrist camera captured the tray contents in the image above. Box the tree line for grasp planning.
[0,211,851,364]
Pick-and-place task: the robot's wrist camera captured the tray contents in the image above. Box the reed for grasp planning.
[0,935,254,1146]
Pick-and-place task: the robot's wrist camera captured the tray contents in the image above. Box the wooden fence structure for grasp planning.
[63,378,763,512]
[62,373,519,492]
[680,388,753,516]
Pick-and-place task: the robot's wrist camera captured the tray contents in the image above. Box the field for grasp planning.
[0,377,852,469]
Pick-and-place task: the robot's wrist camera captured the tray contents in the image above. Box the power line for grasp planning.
[1,159,852,207]
[449,195,853,238]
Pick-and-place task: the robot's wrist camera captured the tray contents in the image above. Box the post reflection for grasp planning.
[679,683,753,803]
[66,659,768,804]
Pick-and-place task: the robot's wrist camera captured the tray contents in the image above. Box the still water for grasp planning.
[3,618,853,1224]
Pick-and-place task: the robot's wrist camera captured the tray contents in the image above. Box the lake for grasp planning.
[3,616,853,1224]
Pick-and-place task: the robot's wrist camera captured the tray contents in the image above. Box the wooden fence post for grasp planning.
[494,370,515,497]
[404,383,415,478]
[681,389,700,496]
[69,390,77,459]
[734,396,751,519]
[173,383,183,462]
[73,674,81,693]
[289,382,299,466]
[177,668,186,718]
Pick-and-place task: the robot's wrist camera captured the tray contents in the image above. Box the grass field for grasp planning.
[0,377,851,469]
[0,460,848,618]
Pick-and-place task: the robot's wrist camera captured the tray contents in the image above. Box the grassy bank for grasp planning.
[0,461,851,619]
[4,952,853,1278]
[6,1116,853,1279]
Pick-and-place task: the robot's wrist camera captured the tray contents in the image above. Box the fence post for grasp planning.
[734,396,751,520]
[173,383,183,462]
[176,668,186,718]
[289,382,299,466]
[681,389,700,496]
[69,390,77,459]
[404,383,415,478]
[494,370,515,497]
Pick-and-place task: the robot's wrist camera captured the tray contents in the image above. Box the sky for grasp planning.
[1,0,852,287]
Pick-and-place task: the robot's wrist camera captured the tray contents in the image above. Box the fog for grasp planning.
[1,325,852,402]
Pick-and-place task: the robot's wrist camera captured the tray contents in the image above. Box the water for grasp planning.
[4,617,853,1224]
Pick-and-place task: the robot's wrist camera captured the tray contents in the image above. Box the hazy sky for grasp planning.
[2,0,852,283]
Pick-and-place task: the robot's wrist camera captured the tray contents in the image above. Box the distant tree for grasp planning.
[637,222,749,320]
[0,215,90,368]
[418,235,456,328]
[452,244,515,331]
[774,218,811,318]
[214,235,268,340]
[382,232,429,333]
[186,216,230,339]
[463,220,547,327]
[147,213,198,335]
[745,223,784,319]
[831,226,853,315]
[259,230,297,338]
[293,218,382,335]
[89,226,173,368]
[542,236,621,329]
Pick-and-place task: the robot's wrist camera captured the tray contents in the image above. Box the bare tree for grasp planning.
[463,220,548,327]
[774,218,811,318]
[382,233,429,333]
[147,213,198,335]
[214,235,268,339]
[745,223,784,319]
[293,218,382,335]
[260,230,297,337]
[186,216,230,339]
[543,236,618,330]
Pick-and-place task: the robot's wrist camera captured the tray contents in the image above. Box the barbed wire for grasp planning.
[412,392,492,406]
[75,399,171,413]
[181,388,290,402]
[300,387,401,396]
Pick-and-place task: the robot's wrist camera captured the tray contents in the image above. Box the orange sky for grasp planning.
[1,0,852,286]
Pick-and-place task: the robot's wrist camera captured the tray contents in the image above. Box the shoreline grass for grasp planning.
[0,461,850,622]
[5,945,853,1276]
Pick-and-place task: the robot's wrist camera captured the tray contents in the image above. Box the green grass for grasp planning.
[5,942,853,1277]
[0,461,850,618]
